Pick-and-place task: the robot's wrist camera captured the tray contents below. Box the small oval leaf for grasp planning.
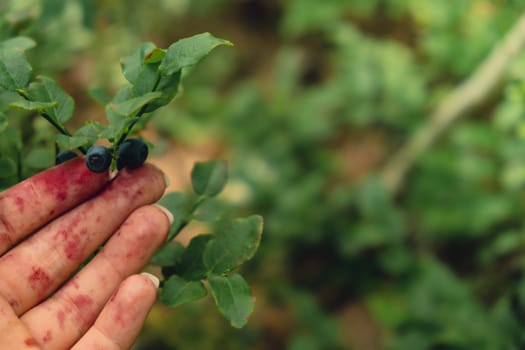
[160,275,208,307]
[150,242,185,267]
[191,160,228,197]
[55,134,90,150]
[28,76,75,123]
[0,48,32,91]
[208,273,255,328]
[203,215,263,274]
[160,33,233,75]
[111,91,162,116]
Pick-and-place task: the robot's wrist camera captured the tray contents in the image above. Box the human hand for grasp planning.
[0,158,171,349]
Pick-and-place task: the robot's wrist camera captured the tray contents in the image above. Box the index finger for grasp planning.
[0,158,108,255]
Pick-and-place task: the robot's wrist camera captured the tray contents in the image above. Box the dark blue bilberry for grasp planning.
[117,138,148,169]
[86,145,112,173]
[55,150,78,165]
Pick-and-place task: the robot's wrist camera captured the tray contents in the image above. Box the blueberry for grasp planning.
[55,150,78,165]
[117,138,148,169]
[86,145,112,173]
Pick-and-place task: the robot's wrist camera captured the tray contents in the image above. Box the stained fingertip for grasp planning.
[72,274,157,350]
[71,277,157,350]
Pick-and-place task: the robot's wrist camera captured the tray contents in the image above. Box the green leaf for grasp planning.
[145,48,166,63]
[27,76,75,123]
[132,62,160,97]
[208,273,255,328]
[9,100,57,111]
[24,148,54,169]
[204,215,263,274]
[158,192,193,240]
[110,91,162,116]
[75,122,105,141]
[55,134,90,150]
[112,85,133,103]
[121,42,156,84]
[0,48,32,91]
[88,86,111,105]
[66,122,107,150]
[121,43,164,98]
[100,86,133,141]
[0,37,36,51]
[161,275,208,307]
[143,70,181,113]
[0,157,17,179]
[160,32,233,75]
[150,242,185,266]
[175,234,214,280]
[191,160,228,197]
[101,108,128,141]
[120,34,224,113]
[193,198,225,222]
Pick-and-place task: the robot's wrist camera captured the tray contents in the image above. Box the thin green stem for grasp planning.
[40,111,71,136]
[167,195,207,241]
[40,111,87,154]
[109,73,163,167]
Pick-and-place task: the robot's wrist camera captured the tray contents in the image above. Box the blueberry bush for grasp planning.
[4,0,525,349]
[0,1,262,331]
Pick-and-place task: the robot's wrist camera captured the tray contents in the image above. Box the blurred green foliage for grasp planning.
[3,0,525,348]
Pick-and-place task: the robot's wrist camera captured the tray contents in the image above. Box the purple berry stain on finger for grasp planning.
[28,158,101,203]
[53,216,86,261]
[28,266,53,294]
[72,294,95,326]
[15,196,24,213]
[24,338,37,346]
[56,310,66,329]
[42,330,53,343]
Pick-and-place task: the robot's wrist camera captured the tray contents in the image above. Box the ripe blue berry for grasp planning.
[55,150,78,165]
[117,138,148,169]
[86,145,112,173]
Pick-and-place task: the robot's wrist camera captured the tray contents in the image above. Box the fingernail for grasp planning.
[163,174,171,188]
[140,272,160,288]
[153,204,174,225]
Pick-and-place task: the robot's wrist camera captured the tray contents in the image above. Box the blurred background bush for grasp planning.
[3,0,525,348]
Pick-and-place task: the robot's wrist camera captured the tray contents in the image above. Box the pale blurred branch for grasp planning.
[380,11,525,194]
